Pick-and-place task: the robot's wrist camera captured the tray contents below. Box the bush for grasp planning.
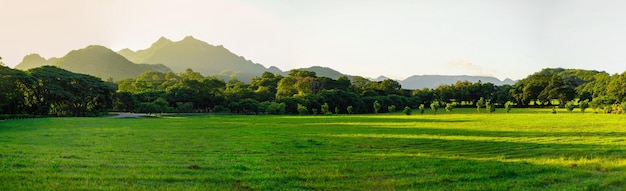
[445,103,454,113]
[418,104,425,114]
[430,101,439,114]
[388,105,396,113]
[565,101,575,112]
[321,103,331,115]
[347,106,353,114]
[504,101,513,113]
[373,100,381,114]
[212,105,229,113]
[297,104,308,115]
[403,106,412,115]
[580,99,589,114]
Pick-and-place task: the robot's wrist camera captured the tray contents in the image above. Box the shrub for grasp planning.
[321,103,331,115]
[388,105,396,113]
[565,101,575,112]
[476,97,485,113]
[504,101,513,113]
[445,103,454,113]
[373,100,381,114]
[580,99,589,114]
[418,104,425,114]
[403,106,412,115]
[430,101,440,114]
[297,104,308,115]
[347,106,353,114]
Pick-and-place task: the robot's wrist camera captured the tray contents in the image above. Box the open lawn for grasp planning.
[1,109,626,190]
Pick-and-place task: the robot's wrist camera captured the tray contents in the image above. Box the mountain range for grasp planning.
[14,36,515,89]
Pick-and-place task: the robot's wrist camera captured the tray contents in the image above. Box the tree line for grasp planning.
[3,65,626,117]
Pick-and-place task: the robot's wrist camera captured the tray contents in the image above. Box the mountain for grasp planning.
[290,66,346,79]
[118,36,272,82]
[14,54,57,70]
[400,75,515,89]
[18,45,171,81]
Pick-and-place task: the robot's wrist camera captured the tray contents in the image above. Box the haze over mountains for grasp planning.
[14,36,515,89]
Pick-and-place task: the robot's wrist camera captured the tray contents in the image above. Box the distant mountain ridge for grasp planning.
[118,36,272,82]
[15,45,171,80]
[401,75,516,89]
[13,36,517,89]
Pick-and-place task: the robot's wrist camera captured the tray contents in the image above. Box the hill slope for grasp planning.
[14,54,57,70]
[25,45,171,81]
[119,36,272,82]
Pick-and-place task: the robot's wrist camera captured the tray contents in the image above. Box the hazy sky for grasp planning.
[2,0,626,80]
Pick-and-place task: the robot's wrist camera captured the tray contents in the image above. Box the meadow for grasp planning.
[1,108,625,190]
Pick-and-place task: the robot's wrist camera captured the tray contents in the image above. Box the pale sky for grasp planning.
[1,0,626,80]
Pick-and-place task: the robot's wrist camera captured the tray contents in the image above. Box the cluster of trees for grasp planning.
[3,64,626,117]
[112,69,421,115]
[0,65,115,116]
[511,68,626,113]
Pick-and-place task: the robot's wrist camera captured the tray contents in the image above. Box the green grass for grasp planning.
[1,109,625,190]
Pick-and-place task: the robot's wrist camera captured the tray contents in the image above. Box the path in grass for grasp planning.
[0,110,625,190]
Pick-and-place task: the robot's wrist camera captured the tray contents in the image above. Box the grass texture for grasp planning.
[1,109,625,190]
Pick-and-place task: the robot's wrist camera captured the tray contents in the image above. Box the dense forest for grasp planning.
[2,63,626,118]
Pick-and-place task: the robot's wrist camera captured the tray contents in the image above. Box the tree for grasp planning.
[486,102,495,114]
[347,105,353,114]
[580,99,589,114]
[565,101,575,112]
[321,102,331,115]
[445,103,454,113]
[504,101,513,113]
[388,105,396,113]
[373,100,381,114]
[430,101,439,114]
[403,106,412,115]
[476,97,485,113]
[297,104,308,115]
[418,104,425,114]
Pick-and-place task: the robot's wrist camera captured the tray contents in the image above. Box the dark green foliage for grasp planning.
[403,106,412,115]
[565,101,575,112]
[373,100,381,114]
[388,105,396,113]
[297,104,308,115]
[580,99,589,114]
[321,103,331,115]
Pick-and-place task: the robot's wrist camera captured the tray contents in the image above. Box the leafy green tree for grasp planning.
[579,99,589,114]
[334,107,340,114]
[504,101,513,113]
[476,97,485,113]
[403,106,412,115]
[388,105,396,113]
[486,102,495,114]
[430,101,439,114]
[565,101,575,112]
[321,103,331,115]
[418,104,425,114]
[347,105,353,114]
[297,104,308,115]
[373,100,381,114]
[445,103,454,113]
[153,97,170,114]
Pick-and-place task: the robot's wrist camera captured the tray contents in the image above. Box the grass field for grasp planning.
[1,108,626,190]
